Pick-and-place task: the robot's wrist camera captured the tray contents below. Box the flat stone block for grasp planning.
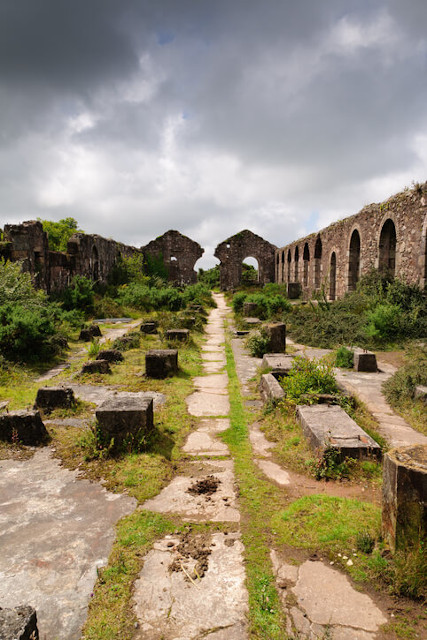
[287,282,301,299]
[0,410,49,445]
[96,396,154,449]
[79,324,102,341]
[265,322,286,353]
[296,404,381,459]
[260,373,285,404]
[34,386,75,413]
[96,349,123,362]
[243,317,261,325]
[81,359,111,375]
[0,605,39,640]
[140,321,158,334]
[145,349,178,378]
[165,329,190,341]
[382,444,427,552]
[262,353,294,377]
[354,348,377,372]
[414,385,427,403]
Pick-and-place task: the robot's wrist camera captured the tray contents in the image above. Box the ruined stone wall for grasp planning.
[142,230,204,285]
[275,182,427,299]
[2,220,51,290]
[215,229,277,290]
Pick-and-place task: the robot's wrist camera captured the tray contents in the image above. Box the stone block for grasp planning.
[0,410,49,445]
[382,444,427,552]
[81,359,111,375]
[414,385,427,403]
[0,605,39,640]
[262,353,294,377]
[243,302,258,316]
[287,282,301,299]
[79,324,102,341]
[235,330,249,337]
[243,317,261,325]
[165,329,190,342]
[140,321,158,334]
[353,348,377,372]
[260,373,285,404]
[296,404,381,460]
[34,386,75,413]
[146,349,178,378]
[96,349,124,363]
[264,323,286,353]
[96,396,154,450]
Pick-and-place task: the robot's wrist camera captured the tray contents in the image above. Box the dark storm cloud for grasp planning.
[0,1,427,265]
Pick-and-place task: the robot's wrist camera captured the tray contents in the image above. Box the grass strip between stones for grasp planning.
[222,340,288,639]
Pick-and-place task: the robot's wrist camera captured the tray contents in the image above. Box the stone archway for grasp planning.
[348,229,361,291]
[214,230,276,290]
[329,252,337,301]
[303,243,310,287]
[379,219,397,277]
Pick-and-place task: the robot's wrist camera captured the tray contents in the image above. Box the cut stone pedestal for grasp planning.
[265,323,286,353]
[140,321,158,334]
[34,386,75,413]
[146,349,178,378]
[165,329,190,341]
[0,606,39,640]
[262,353,294,378]
[243,302,258,316]
[244,317,261,326]
[354,348,377,372]
[96,349,123,362]
[96,396,154,450]
[287,282,301,299]
[81,359,111,375]
[382,444,427,552]
[79,324,102,341]
[260,373,285,404]
[296,404,381,459]
[0,411,48,445]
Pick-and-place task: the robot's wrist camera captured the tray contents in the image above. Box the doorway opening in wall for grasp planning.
[294,246,299,282]
[348,230,360,291]
[379,219,397,277]
[303,243,310,287]
[287,249,291,282]
[242,256,259,286]
[329,252,337,301]
[314,236,322,289]
[196,256,220,288]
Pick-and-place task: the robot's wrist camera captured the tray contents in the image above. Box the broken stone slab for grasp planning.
[353,348,377,372]
[259,373,285,404]
[140,321,158,334]
[296,404,381,459]
[262,353,295,377]
[80,359,111,375]
[96,396,154,450]
[0,605,39,640]
[234,330,249,337]
[0,411,49,445]
[243,317,261,325]
[34,386,76,413]
[264,322,286,352]
[414,385,427,403]
[165,328,190,341]
[96,349,124,363]
[145,349,178,378]
[186,390,230,417]
[382,444,427,552]
[79,324,102,341]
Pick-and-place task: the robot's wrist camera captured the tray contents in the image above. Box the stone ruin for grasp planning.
[143,229,203,285]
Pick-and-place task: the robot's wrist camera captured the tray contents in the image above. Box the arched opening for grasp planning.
[303,243,310,287]
[329,252,337,301]
[294,246,299,282]
[91,245,99,281]
[281,251,285,282]
[276,253,280,281]
[242,256,259,285]
[379,219,397,277]
[348,230,360,291]
[195,256,220,287]
[314,236,322,289]
[424,220,427,284]
[287,249,291,283]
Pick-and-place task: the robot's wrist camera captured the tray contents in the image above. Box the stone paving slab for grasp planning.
[186,391,230,416]
[193,374,229,391]
[142,460,240,522]
[0,448,136,640]
[69,385,166,409]
[183,429,230,456]
[249,423,274,457]
[255,460,291,485]
[203,360,226,373]
[202,352,227,363]
[133,532,248,640]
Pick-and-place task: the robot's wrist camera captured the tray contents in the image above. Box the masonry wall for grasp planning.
[275,182,427,299]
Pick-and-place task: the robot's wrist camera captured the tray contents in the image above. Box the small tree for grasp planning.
[39,217,83,252]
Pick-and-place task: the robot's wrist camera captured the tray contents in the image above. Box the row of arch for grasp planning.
[277,218,398,299]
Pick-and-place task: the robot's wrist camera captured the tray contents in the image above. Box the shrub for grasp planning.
[365,303,402,342]
[0,303,60,362]
[383,346,427,403]
[232,292,247,314]
[280,356,338,402]
[62,275,95,314]
[335,346,354,368]
[0,259,45,307]
[246,328,271,358]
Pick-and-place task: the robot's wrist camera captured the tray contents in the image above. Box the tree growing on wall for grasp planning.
[38,217,84,252]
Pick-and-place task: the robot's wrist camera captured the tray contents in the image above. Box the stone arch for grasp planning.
[329,251,337,301]
[303,242,310,287]
[378,218,397,277]
[287,249,292,283]
[294,245,299,282]
[348,228,361,291]
[314,236,322,289]
[214,230,276,290]
[143,230,204,285]
[281,250,285,283]
[91,245,100,281]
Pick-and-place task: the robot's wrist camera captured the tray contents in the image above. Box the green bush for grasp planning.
[62,275,95,314]
[335,346,354,368]
[383,346,427,403]
[365,303,402,342]
[0,303,60,362]
[280,356,338,402]
[232,292,247,314]
[246,329,271,358]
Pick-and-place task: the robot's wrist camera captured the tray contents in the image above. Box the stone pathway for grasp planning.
[133,293,249,639]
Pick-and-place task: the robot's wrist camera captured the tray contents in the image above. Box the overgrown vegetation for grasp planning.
[279,355,338,402]
[232,283,292,320]
[39,217,83,251]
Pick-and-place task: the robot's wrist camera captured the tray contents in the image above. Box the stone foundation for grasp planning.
[34,387,75,413]
[265,323,286,353]
[0,411,49,445]
[165,329,190,342]
[96,349,124,363]
[96,396,154,451]
[145,349,178,378]
[260,374,285,405]
[354,349,377,372]
[0,606,39,640]
[81,360,111,375]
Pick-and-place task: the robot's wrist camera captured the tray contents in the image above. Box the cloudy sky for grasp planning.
[1,1,427,267]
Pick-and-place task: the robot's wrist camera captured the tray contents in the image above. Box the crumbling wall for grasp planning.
[276,182,427,299]
[143,230,204,285]
[215,229,276,290]
[3,220,50,290]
